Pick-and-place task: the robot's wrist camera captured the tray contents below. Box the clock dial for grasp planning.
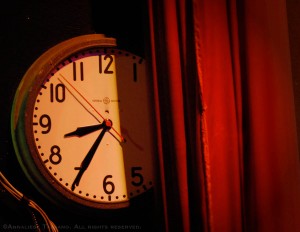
[11,35,156,209]
[32,50,127,204]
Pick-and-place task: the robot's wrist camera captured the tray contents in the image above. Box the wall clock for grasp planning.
[11,34,157,211]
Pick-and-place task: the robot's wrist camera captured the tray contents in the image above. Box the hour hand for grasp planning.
[64,124,103,138]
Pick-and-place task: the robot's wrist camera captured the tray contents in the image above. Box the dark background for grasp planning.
[2,0,299,231]
[0,1,160,231]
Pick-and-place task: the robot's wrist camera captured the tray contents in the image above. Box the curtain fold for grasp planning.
[194,0,244,231]
[238,1,300,231]
[148,0,300,231]
[148,0,190,231]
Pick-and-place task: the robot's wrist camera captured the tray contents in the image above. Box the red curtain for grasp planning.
[148,0,300,231]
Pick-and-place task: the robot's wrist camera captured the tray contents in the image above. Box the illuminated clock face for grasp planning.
[12,36,156,209]
[33,50,130,204]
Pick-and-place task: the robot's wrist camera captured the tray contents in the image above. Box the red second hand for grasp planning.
[59,74,125,143]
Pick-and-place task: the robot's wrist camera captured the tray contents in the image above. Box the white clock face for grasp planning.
[29,48,155,207]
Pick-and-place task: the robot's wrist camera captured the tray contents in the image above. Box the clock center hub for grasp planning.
[104,119,113,129]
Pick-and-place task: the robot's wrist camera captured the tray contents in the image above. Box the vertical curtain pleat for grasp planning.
[162,0,190,230]
[239,0,300,231]
[193,0,244,231]
[148,0,190,231]
[147,1,169,231]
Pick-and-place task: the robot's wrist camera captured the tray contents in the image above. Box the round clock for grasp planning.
[11,34,156,210]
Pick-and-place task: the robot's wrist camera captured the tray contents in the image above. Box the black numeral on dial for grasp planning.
[73,62,84,81]
[50,83,65,103]
[49,145,62,165]
[131,167,144,187]
[103,175,115,194]
[39,114,51,134]
[99,54,114,74]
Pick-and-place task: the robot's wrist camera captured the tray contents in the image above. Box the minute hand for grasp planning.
[71,124,108,191]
